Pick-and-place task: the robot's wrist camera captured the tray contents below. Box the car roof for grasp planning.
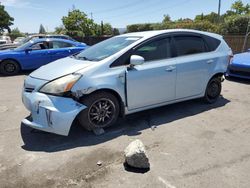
[29,38,77,43]
[28,34,46,38]
[120,29,222,40]
[46,34,69,37]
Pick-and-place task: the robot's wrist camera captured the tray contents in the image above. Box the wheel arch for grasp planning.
[78,88,125,117]
[207,72,224,85]
[211,72,224,79]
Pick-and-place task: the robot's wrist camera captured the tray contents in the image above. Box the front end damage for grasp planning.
[22,91,86,136]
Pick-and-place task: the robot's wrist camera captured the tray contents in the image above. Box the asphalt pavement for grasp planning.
[0,74,250,188]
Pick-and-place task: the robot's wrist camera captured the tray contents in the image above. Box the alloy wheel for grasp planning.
[88,98,116,128]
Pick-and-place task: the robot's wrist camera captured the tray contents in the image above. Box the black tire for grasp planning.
[78,91,120,131]
[204,77,222,104]
[0,59,20,76]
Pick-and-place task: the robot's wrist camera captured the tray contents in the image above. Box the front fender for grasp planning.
[71,67,127,104]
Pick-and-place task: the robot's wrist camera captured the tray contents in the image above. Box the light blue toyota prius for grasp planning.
[22,29,232,136]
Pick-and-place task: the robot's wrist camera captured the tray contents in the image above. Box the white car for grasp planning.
[13,37,25,44]
[0,36,11,45]
[22,29,232,136]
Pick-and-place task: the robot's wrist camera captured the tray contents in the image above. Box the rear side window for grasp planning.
[203,35,221,52]
[174,36,206,56]
[51,41,74,49]
[133,37,172,62]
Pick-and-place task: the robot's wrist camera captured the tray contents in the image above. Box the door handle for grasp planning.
[165,66,176,72]
[206,60,214,64]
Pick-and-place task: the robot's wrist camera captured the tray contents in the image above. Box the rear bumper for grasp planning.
[22,91,86,136]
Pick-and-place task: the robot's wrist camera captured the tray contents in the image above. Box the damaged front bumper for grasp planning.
[22,91,86,136]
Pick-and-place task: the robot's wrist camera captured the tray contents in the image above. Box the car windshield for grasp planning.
[14,41,32,50]
[19,37,31,44]
[75,36,141,61]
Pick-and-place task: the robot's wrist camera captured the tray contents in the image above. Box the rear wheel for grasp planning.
[0,60,20,76]
[204,77,222,104]
[78,91,120,131]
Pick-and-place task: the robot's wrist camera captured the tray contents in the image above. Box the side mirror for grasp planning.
[130,55,145,66]
[25,48,32,53]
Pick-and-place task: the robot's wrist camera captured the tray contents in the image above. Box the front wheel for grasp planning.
[204,77,222,104]
[78,91,120,131]
[0,60,20,76]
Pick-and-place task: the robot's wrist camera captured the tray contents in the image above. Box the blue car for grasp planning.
[0,38,87,75]
[226,49,250,79]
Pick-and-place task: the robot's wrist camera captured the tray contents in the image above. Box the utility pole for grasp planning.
[217,0,221,23]
[101,21,104,36]
[90,12,93,20]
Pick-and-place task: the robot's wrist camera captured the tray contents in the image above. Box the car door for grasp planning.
[126,37,176,110]
[22,41,51,69]
[49,41,75,62]
[173,34,210,99]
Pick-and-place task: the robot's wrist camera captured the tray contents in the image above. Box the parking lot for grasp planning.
[0,74,250,188]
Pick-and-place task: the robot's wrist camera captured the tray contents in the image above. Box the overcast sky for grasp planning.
[1,0,249,33]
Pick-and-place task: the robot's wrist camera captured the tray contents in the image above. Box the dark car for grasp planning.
[0,38,87,75]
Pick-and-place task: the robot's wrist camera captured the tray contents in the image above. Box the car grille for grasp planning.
[229,69,250,77]
[24,87,35,93]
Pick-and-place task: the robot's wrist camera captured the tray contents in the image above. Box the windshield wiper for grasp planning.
[75,56,93,61]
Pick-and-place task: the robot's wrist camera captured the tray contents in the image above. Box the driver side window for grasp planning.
[30,42,49,50]
[133,37,172,62]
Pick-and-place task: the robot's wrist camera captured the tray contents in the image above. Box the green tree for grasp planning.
[162,14,171,23]
[195,12,218,23]
[62,9,96,37]
[113,28,120,35]
[223,15,249,34]
[231,0,250,14]
[103,23,113,35]
[39,24,46,34]
[54,25,67,34]
[0,4,14,34]
[8,28,24,40]
[127,23,154,32]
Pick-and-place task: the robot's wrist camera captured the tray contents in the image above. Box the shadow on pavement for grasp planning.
[21,96,230,153]
[0,70,33,77]
[123,162,150,174]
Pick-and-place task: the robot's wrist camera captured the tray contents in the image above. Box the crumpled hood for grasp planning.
[30,57,93,81]
[232,52,250,67]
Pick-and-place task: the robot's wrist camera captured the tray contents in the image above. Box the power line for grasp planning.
[93,0,148,14]
[103,0,163,19]
[102,0,191,23]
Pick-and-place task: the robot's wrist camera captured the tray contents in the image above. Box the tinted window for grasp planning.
[30,41,49,50]
[174,36,206,56]
[51,41,73,49]
[203,35,221,51]
[133,38,172,62]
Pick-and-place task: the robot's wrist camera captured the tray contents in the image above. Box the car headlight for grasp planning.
[39,74,82,96]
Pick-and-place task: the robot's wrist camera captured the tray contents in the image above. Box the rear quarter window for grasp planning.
[203,35,221,52]
[174,36,207,56]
